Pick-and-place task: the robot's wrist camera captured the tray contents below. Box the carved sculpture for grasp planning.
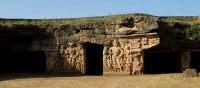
[101,37,159,73]
[141,37,148,48]
[124,42,133,72]
[75,59,81,71]
[130,39,141,50]
[108,39,124,72]
[103,46,109,71]
[49,36,159,74]
[132,54,143,75]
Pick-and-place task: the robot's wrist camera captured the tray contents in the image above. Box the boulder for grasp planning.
[105,16,159,35]
[183,69,198,77]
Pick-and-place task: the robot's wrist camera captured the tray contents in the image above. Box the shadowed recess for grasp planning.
[0,51,46,73]
[144,52,181,74]
[85,42,104,75]
[190,51,200,72]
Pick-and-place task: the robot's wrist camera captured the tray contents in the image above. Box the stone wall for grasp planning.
[102,35,159,73]
[44,33,160,74]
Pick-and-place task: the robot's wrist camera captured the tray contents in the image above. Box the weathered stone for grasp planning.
[1,14,199,75]
[183,69,198,77]
[115,27,137,35]
[104,16,159,35]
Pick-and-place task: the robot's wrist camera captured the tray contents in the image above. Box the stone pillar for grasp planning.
[181,50,191,71]
[140,50,145,74]
[45,49,59,73]
[82,44,87,74]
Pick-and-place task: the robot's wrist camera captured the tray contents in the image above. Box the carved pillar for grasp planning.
[82,45,86,74]
[181,50,191,71]
[140,50,145,74]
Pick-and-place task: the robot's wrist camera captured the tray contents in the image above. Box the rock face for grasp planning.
[104,15,159,35]
[183,69,198,77]
[0,14,199,75]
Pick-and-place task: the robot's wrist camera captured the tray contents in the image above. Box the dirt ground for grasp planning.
[0,72,200,88]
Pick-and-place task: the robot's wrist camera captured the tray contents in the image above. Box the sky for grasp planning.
[0,0,200,19]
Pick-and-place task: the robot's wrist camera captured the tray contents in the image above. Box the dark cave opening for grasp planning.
[0,51,46,73]
[85,42,104,75]
[144,52,181,74]
[190,51,200,72]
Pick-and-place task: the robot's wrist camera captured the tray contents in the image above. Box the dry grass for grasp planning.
[0,72,200,88]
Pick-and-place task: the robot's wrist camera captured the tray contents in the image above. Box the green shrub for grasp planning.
[185,23,200,41]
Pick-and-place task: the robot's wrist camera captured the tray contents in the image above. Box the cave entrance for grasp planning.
[0,51,46,73]
[85,42,104,75]
[190,51,200,72]
[144,51,181,74]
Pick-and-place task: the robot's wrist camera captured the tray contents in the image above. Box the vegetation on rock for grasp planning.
[0,13,200,42]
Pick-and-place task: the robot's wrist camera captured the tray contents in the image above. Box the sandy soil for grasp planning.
[0,72,200,88]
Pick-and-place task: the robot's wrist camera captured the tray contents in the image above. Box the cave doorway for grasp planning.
[0,51,46,73]
[144,51,181,74]
[190,51,200,72]
[85,42,104,75]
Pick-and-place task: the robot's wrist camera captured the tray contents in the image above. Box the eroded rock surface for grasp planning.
[104,16,159,35]
[2,14,195,74]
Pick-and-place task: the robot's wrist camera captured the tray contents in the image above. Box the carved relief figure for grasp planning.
[103,46,109,71]
[108,39,124,72]
[124,42,133,72]
[130,39,141,50]
[150,38,160,46]
[132,54,143,75]
[103,46,112,71]
[141,37,148,48]
[75,58,81,71]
